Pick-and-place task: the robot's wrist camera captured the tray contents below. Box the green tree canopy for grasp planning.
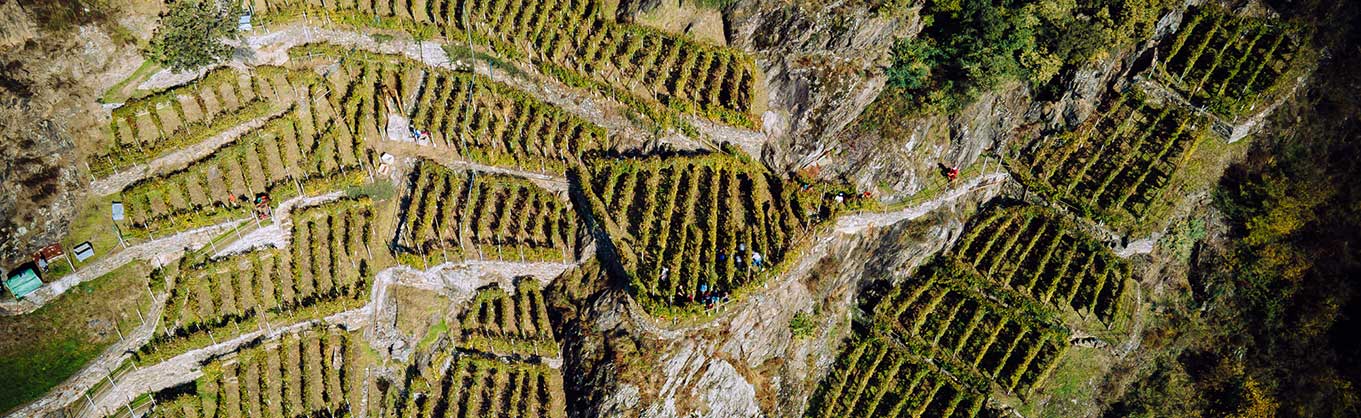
[147,0,240,72]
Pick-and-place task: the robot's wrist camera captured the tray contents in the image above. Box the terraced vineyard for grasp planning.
[143,328,364,418]
[406,66,607,173]
[382,354,568,418]
[251,0,758,125]
[398,160,580,264]
[118,70,371,233]
[948,206,1130,324]
[1012,92,1207,224]
[456,279,558,358]
[1157,4,1306,117]
[139,198,379,364]
[875,262,1070,397]
[293,46,608,174]
[576,149,836,313]
[92,67,291,178]
[804,335,993,418]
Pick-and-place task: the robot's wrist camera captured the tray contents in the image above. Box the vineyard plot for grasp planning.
[397,160,580,264]
[405,66,607,174]
[1012,92,1206,225]
[874,262,1070,396]
[1156,4,1308,118]
[251,0,759,125]
[380,353,569,418]
[143,328,361,418]
[576,150,829,313]
[804,336,992,418]
[139,198,380,364]
[118,70,372,233]
[292,46,608,174]
[92,67,293,178]
[948,206,1130,324]
[456,279,559,358]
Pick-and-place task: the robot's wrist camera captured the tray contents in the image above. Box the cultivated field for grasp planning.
[250,0,759,126]
[397,160,580,265]
[138,198,381,364]
[1010,92,1207,226]
[456,278,558,358]
[574,148,853,314]
[118,68,371,233]
[948,206,1130,324]
[1156,4,1308,118]
[146,328,362,418]
[92,67,288,178]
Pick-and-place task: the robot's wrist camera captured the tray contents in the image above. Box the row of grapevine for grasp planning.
[379,353,568,418]
[575,149,828,313]
[144,328,359,418]
[947,206,1130,324]
[291,45,608,174]
[397,160,580,264]
[406,65,607,173]
[250,0,759,125]
[138,198,379,364]
[457,278,558,358]
[874,262,1070,396]
[803,335,994,418]
[93,67,296,178]
[1014,92,1205,223]
[1157,4,1306,117]
[118,74,372,232]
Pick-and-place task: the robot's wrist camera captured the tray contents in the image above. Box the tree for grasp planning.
[147,0,240,72]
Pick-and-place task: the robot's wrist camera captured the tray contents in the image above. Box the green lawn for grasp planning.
[0,261,153,415]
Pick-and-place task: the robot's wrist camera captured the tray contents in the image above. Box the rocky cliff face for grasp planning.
[563,1,1161,417]
[554,194,999,418]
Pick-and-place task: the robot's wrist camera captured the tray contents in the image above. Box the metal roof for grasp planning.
[4,268,41,299]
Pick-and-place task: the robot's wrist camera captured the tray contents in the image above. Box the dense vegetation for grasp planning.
[1104,0,1361,415]
[147,0,240,72]
[880,0,1176,114]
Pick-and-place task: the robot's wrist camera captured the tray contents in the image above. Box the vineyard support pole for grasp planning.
[135,306,145,326]
[114,319,124,342]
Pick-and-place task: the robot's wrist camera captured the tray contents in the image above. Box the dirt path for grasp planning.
[834,172,1011,235]
[373,140,570,194]
[212,191,344,258]
[89,105,292,196]
[0,220,244,316]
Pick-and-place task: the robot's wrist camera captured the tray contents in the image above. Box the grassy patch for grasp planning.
[1014,346,1112,418]
[99,59,162,104]
[0,261,154,415]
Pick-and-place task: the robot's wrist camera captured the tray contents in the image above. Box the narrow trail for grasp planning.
[834,172,1011,235]
[372,139,570,193]
[211,191,344,258]
[88,106,292,196]
[0,221,243,316]
[623,171,1011,338]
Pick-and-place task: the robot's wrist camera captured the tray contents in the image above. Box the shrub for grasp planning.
[147,0,241,72]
